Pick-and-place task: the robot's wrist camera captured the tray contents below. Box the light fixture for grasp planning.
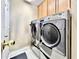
[25,0,32,2]
[24,0,44,6]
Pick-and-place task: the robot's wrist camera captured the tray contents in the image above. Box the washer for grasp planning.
[30,10,71,59]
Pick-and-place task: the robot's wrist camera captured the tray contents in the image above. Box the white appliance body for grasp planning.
[30,10,71,59]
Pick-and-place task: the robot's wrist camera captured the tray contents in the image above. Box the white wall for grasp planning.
[71,0,77,59]
[10,0,37,51]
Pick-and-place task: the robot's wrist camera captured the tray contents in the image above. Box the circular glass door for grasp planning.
[31,23,37,39]
[41,23,61,47]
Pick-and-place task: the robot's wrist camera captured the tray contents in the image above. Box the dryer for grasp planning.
[30,10,71,59]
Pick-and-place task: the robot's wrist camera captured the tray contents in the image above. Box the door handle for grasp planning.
[1,40,15,50]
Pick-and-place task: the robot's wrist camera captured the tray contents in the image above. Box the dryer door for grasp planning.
[41,23,61,48]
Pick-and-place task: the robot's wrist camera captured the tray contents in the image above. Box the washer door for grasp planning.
[30,23,37,39]
[41,23,61,48]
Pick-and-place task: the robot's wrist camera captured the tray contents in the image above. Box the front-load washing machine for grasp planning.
[30,10,71,59]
